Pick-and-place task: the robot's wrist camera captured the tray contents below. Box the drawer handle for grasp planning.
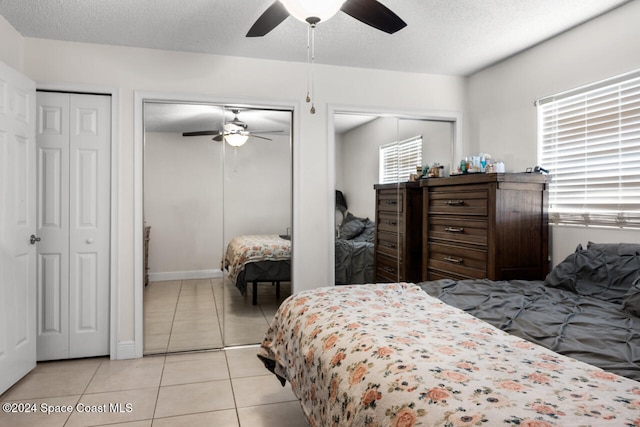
[383,242,397,248]
[445,227,465,233]
[384,200,398,205]
[446,200,465,206]
[382,266,396,273]
[384,220,397,226]
[444,256,463,264]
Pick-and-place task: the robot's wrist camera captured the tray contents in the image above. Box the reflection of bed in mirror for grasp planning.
[335,212,375,285]
[223,234,291,305]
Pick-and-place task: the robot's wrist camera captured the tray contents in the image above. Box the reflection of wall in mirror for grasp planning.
[145,130,292,278]
[336,116,453,220]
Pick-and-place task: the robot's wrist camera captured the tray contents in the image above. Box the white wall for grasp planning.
[14,37,465,347]
[338,116,396,220]
[0,15,23,71]
[144,130,291,280]
[467,0,640,265]
[144,132,224,277]
[551,226,640,265]
[222,133,292,243]
[337,117,452,220]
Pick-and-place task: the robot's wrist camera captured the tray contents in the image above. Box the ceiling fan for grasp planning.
[246,0,407,37]
[181,109,282,147]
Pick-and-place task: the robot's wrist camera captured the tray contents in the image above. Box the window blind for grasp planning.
[537,71,640,228]
[379,136,422,184]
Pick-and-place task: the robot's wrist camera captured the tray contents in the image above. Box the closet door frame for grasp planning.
[38,82,121,358]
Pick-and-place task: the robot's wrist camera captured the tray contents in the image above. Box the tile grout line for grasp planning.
[150,354,167,422]
[166,281,183,352]
[61,358,105,427]
[223,349,243,427]
[212,278,225,345]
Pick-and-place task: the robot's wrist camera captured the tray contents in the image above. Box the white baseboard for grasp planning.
[148,269,223,282]
[113,340,137,360]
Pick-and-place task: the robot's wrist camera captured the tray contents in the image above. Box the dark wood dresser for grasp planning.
[420,173,549,281]
[373,182,422,283]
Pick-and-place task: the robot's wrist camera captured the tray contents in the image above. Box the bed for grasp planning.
[419,242,640,382]
[223,234,291,305]
[335,212,375,285]
[258,243,640,426]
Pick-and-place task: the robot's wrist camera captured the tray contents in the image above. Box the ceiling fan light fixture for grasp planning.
[280,0,346,23]
[225,133,249,147]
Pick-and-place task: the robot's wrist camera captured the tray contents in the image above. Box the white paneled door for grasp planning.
[36,91,111,360]
[0,62,37,395]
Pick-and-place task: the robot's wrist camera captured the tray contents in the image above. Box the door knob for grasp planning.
[30,234,41,245]
[86,238,94,244]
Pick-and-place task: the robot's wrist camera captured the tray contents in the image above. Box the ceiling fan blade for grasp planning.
[182,130,221,137]
[246,1,290,37]
[213,134,224,142]
[247,130,284,134]
[250,134,273,141]
[340,0,407,34]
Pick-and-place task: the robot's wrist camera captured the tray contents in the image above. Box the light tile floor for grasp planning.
[0,347,309,426]
[144,278,291,353]
[1,278,304,426]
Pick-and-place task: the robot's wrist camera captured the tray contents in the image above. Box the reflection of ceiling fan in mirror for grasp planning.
[182,109,283,147]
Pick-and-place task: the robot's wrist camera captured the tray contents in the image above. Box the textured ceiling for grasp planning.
[1,0,632,134]
[0,0,632,76]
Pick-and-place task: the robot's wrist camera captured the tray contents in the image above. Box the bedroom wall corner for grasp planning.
[466,0,640,173]
[466,0,640,268]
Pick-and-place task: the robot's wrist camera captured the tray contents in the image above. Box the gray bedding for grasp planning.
[335,239,374,285]
[419,242,640,381]
[335,212,375,285]
[235,260,291,299]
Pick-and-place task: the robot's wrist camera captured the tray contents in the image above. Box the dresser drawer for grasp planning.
[377,211,404,233]
[377,189,404,213]
[376,253,403,282]
[427,242,486,279]
[428,190,487,216]
[427,269,476,281]
[427,217,487,246]
[376,231,402,259]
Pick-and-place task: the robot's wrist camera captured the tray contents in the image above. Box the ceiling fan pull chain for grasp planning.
[233,146,239,173]
[306,23,312,104]
[309,22,316,114]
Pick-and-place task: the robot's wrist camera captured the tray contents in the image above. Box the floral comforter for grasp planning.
[223,234,291,285]
[259,282,640,426]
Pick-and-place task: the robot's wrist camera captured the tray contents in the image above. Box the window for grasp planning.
[379,136,422,184]
[537,70,640,228]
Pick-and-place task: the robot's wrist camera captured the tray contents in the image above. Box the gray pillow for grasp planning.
[545,244,640,304]
[587,241,640,256]
[343,212,368,224]
[339,218,365,240]
[352,219,375,242]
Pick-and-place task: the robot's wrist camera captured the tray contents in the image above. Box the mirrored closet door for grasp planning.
[143,102,225,354]
[334,112,455,285]
[142,102,292,354]
[221,107,293,346]
[334,115,398,284]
